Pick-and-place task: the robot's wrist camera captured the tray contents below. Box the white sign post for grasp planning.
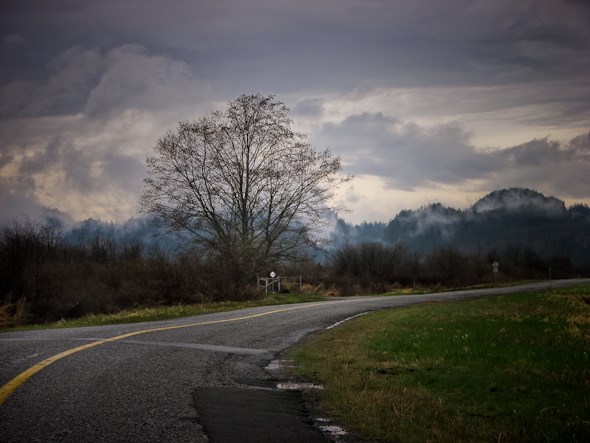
[269,271,279,292]
[492,261,499,286]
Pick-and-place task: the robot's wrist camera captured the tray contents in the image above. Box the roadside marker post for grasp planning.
[492,261,499,286]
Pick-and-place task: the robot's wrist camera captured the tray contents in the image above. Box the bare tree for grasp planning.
[140,94,351,296]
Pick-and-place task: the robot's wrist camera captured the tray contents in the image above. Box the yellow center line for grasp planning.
[0,303,313,406]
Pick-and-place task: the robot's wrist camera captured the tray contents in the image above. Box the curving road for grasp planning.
[1,279,587,442]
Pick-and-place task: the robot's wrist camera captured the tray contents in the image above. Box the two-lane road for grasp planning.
[1,279,587,442]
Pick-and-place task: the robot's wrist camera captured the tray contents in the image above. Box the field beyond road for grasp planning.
[290,284,590,442]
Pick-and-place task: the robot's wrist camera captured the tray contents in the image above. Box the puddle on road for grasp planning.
[276,382,324,391]
[266,358,348,440]
[317,419,348,438]
[265,359,296,371]
[268,360,325,389]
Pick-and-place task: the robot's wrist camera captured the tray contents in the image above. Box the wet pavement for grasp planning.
[193,384,327,442]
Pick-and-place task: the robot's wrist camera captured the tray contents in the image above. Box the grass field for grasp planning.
[289,285,590,442]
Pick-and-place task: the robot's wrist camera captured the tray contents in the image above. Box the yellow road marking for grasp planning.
[3,282,573,406]
[0,304,312,406]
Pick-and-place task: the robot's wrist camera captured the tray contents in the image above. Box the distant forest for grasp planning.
[332,188,590,267]
[1,187,588,324]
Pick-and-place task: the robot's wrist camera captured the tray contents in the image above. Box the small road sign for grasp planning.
[492,261,499,286]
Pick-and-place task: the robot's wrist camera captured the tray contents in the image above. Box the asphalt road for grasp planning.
[1,279,588,442]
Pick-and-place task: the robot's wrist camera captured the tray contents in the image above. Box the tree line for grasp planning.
[0,215,581,325]
[0,218,203,324]
[332,188,590,268]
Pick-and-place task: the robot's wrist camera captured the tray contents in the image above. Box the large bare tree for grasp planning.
[140,94,351,295]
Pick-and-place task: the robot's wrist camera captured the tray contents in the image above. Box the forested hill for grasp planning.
[332,188,590,266]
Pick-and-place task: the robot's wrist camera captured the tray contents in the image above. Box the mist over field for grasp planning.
[7,187,589,266]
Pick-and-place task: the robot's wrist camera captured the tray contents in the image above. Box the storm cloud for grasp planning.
[316,112,590,196]
[1,0,589,224]
[0,43,212,222]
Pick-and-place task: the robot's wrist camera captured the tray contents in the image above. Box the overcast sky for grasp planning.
[1,0,589,224]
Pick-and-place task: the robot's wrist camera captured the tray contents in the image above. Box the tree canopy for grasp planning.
[140,94,351,295]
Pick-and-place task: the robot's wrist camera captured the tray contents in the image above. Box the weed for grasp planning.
[0,295,30,327]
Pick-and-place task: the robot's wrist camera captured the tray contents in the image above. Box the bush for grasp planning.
[0,218,584,325]
[0,296,30,327]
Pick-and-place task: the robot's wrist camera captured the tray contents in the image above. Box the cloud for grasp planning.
[85,44,208,118]
[0,44,215,222]
[315,111,589,201]
[0,44,213,120]
[492,132,590,198]
[4,0,589,93]
[1,0,589,224]
[0,46,103,117]
[293,98,324,117]
[318,113,500,190]
[1,33,27,47]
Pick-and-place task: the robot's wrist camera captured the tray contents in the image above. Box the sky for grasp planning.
[1,0,589,225]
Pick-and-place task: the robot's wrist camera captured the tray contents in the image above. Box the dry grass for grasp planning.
[1,292,326,331]
[0,296,30,327]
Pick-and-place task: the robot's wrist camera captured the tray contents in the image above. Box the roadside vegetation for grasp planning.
[289,284,590,442]
[0,293,327,331]
[0,217,585,328]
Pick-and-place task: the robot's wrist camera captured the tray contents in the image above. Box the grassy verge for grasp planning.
[1,281,541,332]
[289,284,590,442]
[0,293,326,332]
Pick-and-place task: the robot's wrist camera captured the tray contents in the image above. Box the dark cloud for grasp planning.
[1,33,27,47]
[0,44,210,119]
[0,41,213,222]
[318,112,589,200]
[0,174,46,224]
[84,44,206,118]
[0,46,102,117]
[319,113,501,189]
[102,152,146,192]
[492,132,590,198]
[293,98,325,117]
[0,0,589,222]
[3,0,589,91]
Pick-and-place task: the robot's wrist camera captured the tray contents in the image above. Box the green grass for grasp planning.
[289,284,590,442]
[0,293,326,332]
